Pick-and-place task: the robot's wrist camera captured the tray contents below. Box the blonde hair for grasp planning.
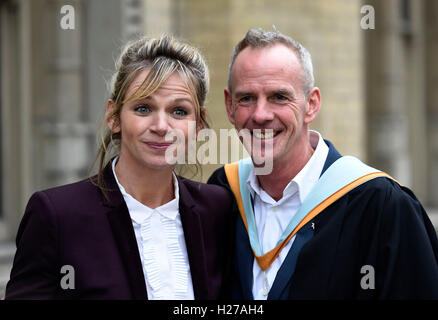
[91,35,210,196]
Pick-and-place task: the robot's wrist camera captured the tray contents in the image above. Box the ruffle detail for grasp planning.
[162,217,189,299]
[140,213,191,300]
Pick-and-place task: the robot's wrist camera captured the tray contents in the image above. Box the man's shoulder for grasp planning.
[322,155,416,206]
[348,171,416,202]
[342,175,431,232]
[207,166,229,188]
[353,174,399,194]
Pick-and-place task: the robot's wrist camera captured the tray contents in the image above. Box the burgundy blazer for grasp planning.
[5,163,234,300]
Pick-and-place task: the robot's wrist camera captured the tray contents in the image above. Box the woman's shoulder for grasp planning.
[177,176,234,225]
[28,176,103,212]
[177,176,232,203]
[18,176,107,241]
[36,176,99,198]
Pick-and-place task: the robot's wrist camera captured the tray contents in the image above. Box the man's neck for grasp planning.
[256,142,314,201]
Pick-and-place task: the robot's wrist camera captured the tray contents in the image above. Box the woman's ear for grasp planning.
[106,99,120,133]
[197,106,207,133]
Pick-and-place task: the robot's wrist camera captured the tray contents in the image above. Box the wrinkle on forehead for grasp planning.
[126,69,193,102]
[230,44,304,93]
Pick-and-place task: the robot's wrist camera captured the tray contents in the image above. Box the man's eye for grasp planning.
[274,94,287,101]
[173,107,188,117]
[134,105,151,114]
[239,96,253,104]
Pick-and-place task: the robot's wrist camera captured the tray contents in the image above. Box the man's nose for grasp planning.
[252,99,274,124]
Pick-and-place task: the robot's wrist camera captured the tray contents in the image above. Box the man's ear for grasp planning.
[224,88,235,125]
[106,99,121,133]
[304,87,321,124]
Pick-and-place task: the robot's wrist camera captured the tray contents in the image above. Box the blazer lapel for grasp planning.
[267,140,341,299]
[235,215,255,299]
[177,177,209,300]
[268,223,314,299]
[101,162,148,300]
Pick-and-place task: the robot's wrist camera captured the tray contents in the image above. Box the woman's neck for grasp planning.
[114,155,175,209]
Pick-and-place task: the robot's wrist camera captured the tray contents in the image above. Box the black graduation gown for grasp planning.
[207,140,438,299]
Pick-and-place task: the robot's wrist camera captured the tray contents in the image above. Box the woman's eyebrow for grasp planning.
[172,97,193,104]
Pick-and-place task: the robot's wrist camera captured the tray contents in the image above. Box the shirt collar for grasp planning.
[111,156,179,224]
[246,130,329,204]
[293,130,329,203]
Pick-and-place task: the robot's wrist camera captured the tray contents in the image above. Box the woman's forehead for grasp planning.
[126,69,194,101]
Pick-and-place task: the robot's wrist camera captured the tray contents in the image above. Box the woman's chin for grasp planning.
[140,156,175,171]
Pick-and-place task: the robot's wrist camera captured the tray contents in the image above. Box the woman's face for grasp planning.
[108,69,198,170]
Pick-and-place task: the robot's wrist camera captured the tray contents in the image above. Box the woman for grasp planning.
[5,35,234,300]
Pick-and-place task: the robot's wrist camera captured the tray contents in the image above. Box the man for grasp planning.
[208,28,438,299]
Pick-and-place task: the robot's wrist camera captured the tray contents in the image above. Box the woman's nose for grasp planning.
[150,112,169,136]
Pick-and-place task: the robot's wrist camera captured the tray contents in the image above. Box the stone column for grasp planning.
[404,0,428,202]
[35,0,87,188]
[0,0,24,239]
[365,0,412,186]
[425,0,438,207]
[121,0,144,41]
[82,0,123,171]
[143,0,173,37]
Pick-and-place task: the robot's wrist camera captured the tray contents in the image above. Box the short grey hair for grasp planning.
[227,28,315,96]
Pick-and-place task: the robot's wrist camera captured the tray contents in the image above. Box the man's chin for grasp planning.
[250,153,275,175]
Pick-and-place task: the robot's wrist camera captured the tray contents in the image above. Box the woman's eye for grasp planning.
[173,107,188,117]
[134,105,150,114]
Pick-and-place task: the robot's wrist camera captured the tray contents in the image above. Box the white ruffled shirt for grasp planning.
[112,158,194,300]
[247,130,329,300]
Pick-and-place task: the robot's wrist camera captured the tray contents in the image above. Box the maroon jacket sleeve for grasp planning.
[5,191,61,299]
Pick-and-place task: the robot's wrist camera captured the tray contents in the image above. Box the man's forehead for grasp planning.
[230,44,303,91]
[234,44,300,70]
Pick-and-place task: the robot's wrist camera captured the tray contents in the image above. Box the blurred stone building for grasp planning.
[1,0,437,244]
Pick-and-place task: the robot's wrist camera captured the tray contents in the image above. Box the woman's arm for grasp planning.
[5,191,60,299]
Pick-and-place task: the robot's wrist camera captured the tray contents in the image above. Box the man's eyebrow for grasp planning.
[271,88,296,97]
[233,91,254,98]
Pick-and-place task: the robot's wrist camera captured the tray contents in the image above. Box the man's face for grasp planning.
[225,44,319,168]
